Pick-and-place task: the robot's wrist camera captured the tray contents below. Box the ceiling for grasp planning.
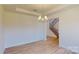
[16,4,61,14]
[3,4,70,16]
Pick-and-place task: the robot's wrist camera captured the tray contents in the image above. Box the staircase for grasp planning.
[49,18,59,38]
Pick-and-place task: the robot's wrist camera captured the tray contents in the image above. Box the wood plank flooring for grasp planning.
[4,37,76,54]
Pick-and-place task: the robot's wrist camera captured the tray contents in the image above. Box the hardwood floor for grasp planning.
[4,37,76,54]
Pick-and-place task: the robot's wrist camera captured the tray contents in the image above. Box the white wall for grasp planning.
[4,11,46,48]
[0,5,5,53]
[49,5,79,53]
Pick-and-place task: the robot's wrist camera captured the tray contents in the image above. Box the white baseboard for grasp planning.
[5,38,44,48]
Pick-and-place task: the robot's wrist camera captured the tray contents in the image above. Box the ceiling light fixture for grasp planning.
[44,16,48,20]
[38,16,42,20]
[38,15,48,21]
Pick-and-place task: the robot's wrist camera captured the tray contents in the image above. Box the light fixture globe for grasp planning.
[38,15,48,21]
[38,16,42,20]
[44,16,48,20]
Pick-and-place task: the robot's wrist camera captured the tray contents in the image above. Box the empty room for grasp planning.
[0,4,79,54]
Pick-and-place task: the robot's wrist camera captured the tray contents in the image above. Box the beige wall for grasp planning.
[4,11,46,48]
[49,5,79,53]
[0,5,4,53]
